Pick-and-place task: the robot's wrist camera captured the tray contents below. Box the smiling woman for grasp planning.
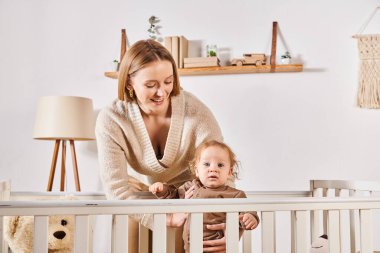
[95,39,226,252]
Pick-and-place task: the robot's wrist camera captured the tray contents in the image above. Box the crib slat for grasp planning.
[291,210,295,253]
[360,209,373,253]
[295,211,309,253]
[34,215,48,253]
[242,230,251,253]
[328,210,340,253]
[226,212,239,253]
[1,216,8,253]
[75,215,90,253]
[86,215,94,253]
[311,188,323,242]
[112,215,129,253]
[189,213,202,253]
[261,211,276,253]
[153,214,166,253]
[349,190,359,253]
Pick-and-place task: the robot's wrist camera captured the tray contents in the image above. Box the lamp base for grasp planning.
[47,139,81,191]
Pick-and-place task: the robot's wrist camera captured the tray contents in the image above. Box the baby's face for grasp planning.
[195,146,232,188]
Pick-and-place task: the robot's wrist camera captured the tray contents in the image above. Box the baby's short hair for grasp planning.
[189,140,240,179]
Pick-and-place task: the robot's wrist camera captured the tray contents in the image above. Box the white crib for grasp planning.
[1,188,380,253]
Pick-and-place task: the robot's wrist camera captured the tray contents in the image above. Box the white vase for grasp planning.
[113,62,120,71]
[281,58,291,64]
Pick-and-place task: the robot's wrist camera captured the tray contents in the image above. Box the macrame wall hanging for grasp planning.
[353,7,380,109]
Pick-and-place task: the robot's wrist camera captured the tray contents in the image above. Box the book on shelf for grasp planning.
[184,57,219,64]
[171,36,179,68]
[179,36,188,69]
[164,37,172,54]
[164,35,190,68]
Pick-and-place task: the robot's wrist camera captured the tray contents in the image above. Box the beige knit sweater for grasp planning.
[95,90,223,229]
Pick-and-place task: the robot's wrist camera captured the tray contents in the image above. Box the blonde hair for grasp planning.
[117,39,181,101]
[189,140,240,179]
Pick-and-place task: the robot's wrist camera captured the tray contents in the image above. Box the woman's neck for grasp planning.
[139,100,172,119]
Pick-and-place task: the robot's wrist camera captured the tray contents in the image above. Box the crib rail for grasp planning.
[1,197,380,253]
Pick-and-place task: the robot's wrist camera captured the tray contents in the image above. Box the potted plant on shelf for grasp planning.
[113,59,119,71]
[281,51,292,64]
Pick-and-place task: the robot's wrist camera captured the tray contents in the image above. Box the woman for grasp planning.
[96,39,226,252]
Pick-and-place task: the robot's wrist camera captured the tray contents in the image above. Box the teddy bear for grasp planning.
[4,214,75,253]
[310,234,328,253]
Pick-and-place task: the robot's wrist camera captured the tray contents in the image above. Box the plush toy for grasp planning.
[310,234,328,253]
[4,215,74,253]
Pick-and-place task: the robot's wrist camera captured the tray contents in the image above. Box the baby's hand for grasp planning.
[149,182,164,194]
[184,185,195,199]
[239,213,258,230]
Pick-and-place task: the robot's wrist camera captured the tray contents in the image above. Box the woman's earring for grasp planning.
[129,89,134,98]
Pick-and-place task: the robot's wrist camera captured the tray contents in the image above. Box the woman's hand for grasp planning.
[239,213,258,230]
[203,223,226,252]
[166,213,188,227]
[149,182,164,194]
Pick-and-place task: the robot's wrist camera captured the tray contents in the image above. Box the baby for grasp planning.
[149,140,259,252]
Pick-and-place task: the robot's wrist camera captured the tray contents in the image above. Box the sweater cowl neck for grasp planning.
[127,92,185,173]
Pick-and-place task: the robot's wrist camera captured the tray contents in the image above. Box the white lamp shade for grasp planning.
[33,96,96,140]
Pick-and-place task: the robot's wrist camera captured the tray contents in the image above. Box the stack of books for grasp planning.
[184,57,220,68]
[164,36,188,69]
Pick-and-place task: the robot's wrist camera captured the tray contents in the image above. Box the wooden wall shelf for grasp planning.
[178,64,302,76]
[104,64,303,79]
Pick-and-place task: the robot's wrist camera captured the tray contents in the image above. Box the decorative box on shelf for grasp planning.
[183,57,220,68]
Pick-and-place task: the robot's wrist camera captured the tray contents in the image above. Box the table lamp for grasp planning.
[33,96,95,191]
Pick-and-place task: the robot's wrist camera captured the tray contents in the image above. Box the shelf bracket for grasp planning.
[270,21,278,72]
[120,29,127,63]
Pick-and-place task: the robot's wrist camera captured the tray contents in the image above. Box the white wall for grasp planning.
[1,0,379,192]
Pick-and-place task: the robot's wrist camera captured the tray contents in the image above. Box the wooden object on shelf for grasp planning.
[120,29,127,63]
[184,57,220,68]
[231,53,266,66]
[105,64,302,78]
[270,21,278,71]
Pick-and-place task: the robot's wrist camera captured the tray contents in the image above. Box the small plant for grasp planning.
[281,51,292,64]
[281,51,291,59]
[208,50,217,57]
[147,15,162,42]
[207,44,217,57]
